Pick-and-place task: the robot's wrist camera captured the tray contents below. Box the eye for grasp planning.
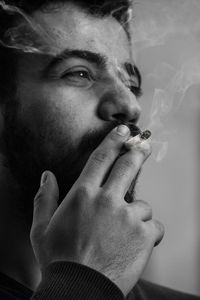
[129,85,143,98]
[60,68,94,88]
[125,79,142,98]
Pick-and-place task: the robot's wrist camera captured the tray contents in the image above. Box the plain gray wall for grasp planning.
[131,0,200,295]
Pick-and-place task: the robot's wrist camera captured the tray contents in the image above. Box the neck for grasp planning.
[0,163,41,291]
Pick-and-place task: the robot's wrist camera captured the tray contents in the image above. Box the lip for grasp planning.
[125,123,141,137]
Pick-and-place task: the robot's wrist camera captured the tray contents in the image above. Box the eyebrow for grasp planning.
[44,49,142,91]
[44,49,107,74]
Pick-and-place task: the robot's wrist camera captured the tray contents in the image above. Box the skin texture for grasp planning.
[4,3,141,212]
[31,127,164,296]
[0,2,164,294]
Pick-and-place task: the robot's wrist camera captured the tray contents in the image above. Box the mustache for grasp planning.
[125,123,141,136]
[79,122,141,154]
[77,122,141,203]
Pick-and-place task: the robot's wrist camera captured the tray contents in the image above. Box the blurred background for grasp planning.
[131,0,200,295]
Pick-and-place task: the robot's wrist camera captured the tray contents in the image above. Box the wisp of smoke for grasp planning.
[0,0,57,54]
[0,0,200,162]
[131,0,200,161]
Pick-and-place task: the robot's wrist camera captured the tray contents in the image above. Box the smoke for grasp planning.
[131,0,200,161]
[0,1,57,54]
[132,0,200,50]
[0,1,133,55]
[0,0,200,162]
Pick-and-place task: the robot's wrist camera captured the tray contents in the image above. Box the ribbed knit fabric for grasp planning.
[0,267,199,300]
[31,261,125,300]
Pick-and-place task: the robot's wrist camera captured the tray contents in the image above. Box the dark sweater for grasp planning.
[0,262,199,300]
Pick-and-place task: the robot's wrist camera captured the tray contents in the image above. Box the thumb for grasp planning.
[31,171,59,236]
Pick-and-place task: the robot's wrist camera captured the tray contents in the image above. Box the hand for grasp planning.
[30,125,164,296]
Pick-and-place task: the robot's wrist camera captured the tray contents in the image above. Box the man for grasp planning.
[0,0,199,299]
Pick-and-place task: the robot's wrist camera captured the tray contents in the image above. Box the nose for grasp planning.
[97,79,141,124]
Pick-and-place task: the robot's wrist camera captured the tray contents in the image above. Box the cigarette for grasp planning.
[124,130,151,149]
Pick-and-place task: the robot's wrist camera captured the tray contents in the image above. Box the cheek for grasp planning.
[19,83,96,146]
[44,87,95,142]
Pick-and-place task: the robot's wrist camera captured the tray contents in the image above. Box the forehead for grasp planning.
[33,3,132,66]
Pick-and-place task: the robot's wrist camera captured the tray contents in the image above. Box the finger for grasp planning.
[31,171,59,238]
[130,200,153,221]
[104,140,151,196]
[145,219,165,247]
[79,125,130,187]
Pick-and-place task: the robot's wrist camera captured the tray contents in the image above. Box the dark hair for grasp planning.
[0,0,132,102]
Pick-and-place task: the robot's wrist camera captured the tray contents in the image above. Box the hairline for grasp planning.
[0,0,132,102]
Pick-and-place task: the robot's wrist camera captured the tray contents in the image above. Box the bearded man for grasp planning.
[0,0,199,299]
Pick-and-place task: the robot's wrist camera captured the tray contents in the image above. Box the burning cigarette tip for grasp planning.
[124,129,151,148]
[140,130,151,140]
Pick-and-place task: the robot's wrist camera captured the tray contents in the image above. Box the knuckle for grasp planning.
[30,227,35,242]
[97,190,115,209]
[153,219,165,246]
[145,208,153,220]
[33,189,45,207]
[101,191,113,203]
[120,205,131,218]
[122,158,132,168]
[30,223,45,243]
[146,219,165,245]
[91,149,108,165]
[153,219,165,235]
[134,220,146,237]
[120,205,138,224]
[135,200,152,215]
[116,159,133,177]
[30,227,37,243]
[141,222,153,241]
[75,184,92,201]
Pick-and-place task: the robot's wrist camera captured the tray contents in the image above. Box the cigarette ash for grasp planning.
[124,130,151,150]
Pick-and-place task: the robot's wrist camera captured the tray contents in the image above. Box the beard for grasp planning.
[3,99,140,225]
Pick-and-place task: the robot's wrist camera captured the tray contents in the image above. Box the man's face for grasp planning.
[4,3,141,208]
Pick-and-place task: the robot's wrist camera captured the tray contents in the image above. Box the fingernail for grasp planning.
[40,171,48,187]
[116,125,130,136]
